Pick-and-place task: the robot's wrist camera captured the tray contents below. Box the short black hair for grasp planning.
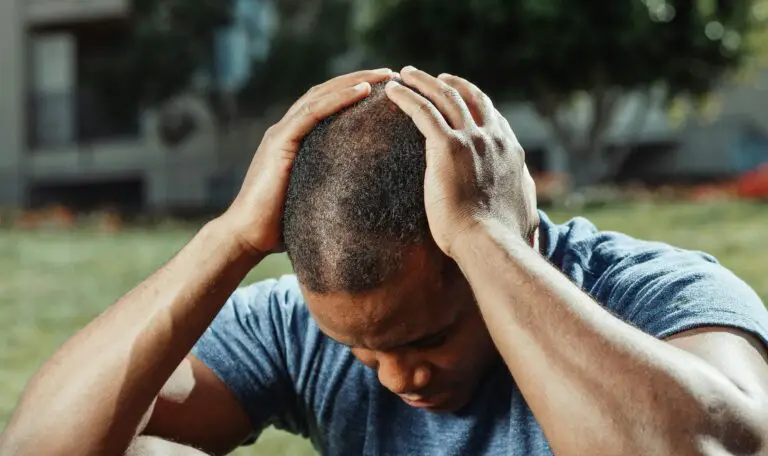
[283,80,430,293]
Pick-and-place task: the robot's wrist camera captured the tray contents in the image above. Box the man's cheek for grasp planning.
[427,350,470,375]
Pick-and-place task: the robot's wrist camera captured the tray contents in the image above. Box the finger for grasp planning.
[286,69,393,118]
[385,80,452,141]
[496,110,520,144]
[438,73,495,127]
[522,164,539,241]
[400,66,473,130]
[278,82,373,143]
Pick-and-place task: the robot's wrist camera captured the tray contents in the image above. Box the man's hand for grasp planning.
[385,66,537,257]
[225,68,394,258]
[387,67,768,456]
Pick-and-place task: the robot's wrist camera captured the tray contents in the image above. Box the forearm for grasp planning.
[1,216,261,456]
[126,436,211,456]
[453,220,759,455]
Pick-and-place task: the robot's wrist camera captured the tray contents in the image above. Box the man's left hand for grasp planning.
[385,66,538,258]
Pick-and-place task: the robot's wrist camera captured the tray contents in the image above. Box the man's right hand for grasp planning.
[0,69,392,456]
[223,68,394,259]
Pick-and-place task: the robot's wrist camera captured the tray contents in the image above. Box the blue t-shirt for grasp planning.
[192,211,768,455]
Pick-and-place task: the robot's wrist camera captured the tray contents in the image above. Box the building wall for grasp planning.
[8,2,222,213]
[0,0,26,207]
[6,0,768,211]
[25,0,130,26]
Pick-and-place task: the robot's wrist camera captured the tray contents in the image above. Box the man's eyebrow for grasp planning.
[322,316,456,351]
[330,327,446,351]
[376,325,451,351]
[402,328,448,347]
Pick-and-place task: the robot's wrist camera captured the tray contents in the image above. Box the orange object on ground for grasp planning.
[736,162,768,199]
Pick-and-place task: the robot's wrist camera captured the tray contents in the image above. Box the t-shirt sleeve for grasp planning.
[594,246,768,348]
[190,277,309,442]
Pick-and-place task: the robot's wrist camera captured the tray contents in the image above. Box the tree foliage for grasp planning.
[235,0,355,112]
[86,0,234,112]
[360,0,761,184]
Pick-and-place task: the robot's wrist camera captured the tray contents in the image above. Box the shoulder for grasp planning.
[223,274,311,326]
[192,275,357,438]
[192,274,309,354]
[230,274,306,309]
[539,210,768,345]
[539,209,717,275]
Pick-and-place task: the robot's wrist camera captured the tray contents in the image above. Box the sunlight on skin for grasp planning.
[159,359,197,404]
[0,203,764,456]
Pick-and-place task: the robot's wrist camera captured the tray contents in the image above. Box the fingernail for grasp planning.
[402,65,417,73]
[385,80,400,90]
[354,82,370,91]
[438,73,451,79]
[376,68,393,74]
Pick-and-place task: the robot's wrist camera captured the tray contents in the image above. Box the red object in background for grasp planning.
[736,162,768,200]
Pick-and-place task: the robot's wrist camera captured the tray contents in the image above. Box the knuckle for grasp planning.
[413,100,437,118]
[470,131,492,154]
[475,91,493,108]
[264,124,279,140]
[498,112,512,128]
[444,133,468,151]
[492,134,507,152]
[441,74,459,84]
[493,135,522,154]
[300,100,317,119]
[440,85,461,102]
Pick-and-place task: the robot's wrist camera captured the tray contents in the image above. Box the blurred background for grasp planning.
[0,0,767,454]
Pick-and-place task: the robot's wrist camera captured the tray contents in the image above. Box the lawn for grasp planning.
[0,202,765,455]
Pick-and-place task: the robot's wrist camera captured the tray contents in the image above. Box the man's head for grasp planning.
[283,80,500,412]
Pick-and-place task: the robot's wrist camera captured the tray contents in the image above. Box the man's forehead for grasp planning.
[315,315,440,351]
[308,294,422,343]
[304,285,456,351]
[300,246,463,348]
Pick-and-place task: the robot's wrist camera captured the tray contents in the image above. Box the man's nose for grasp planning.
[376,352,431,395]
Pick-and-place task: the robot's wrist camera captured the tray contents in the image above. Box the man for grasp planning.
[1,67,767,456]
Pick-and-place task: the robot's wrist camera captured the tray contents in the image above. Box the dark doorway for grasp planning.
[29,177,145,213]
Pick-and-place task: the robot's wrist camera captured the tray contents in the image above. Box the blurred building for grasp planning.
[502,79,768,184]
[2,0,768,213]
[0,0,235,213]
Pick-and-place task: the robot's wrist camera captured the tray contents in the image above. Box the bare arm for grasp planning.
[136,355,254,455]
[386,67,768,456]
[0,218,259,456]
[0,69,393,456]
[453,220,768,455]
[126,436,213,456]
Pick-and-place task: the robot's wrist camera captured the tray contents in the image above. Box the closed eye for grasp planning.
[409,331,449,350]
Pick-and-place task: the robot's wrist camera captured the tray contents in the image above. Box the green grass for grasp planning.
[0,202,765,455]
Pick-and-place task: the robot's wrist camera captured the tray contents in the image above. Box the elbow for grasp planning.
[0,428,45,456]
[701,403,768,456]
[1,422,117,456]
[0,430,78,456]
[616,389,768,456]
[671,398,768,456]
[0,415,81,456]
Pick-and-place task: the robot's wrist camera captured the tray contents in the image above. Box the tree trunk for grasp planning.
[567,146,610,188]
[534,87,655,189]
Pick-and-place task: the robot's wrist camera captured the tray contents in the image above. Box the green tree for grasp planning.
[236,0,356,113]
[84,0,358,144]
[85,0,235,113]
[360,0,762,185]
